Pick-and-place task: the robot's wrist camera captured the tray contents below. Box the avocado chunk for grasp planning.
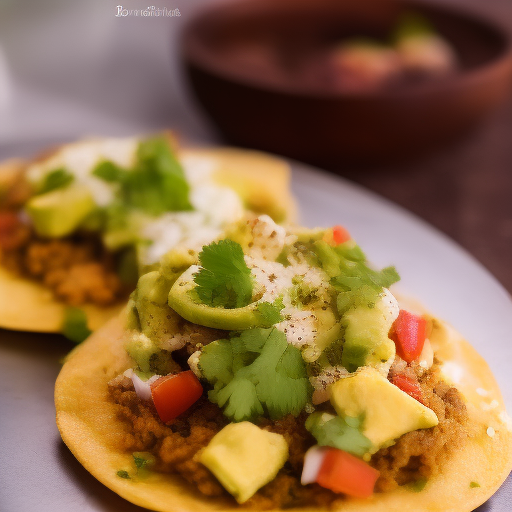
[330,367,438,452]
[199,422,288,503]
[124,332,158,374]
[26,185,96,238]
[341,293,397,372]
[168,266,268,330]
[134,271,180,344]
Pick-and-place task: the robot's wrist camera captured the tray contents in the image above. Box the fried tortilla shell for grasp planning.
[55,311,512,512]
[0,147,296,333]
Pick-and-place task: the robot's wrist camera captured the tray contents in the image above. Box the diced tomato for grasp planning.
[389,310,426,363]
[392,373,424,404]
[332,225,351,245]
[316,448,380,498]
[151,371,203,423]
[0,211,22,250]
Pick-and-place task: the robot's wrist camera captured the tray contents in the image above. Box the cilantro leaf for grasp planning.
[93,161,128,183]
[199,328,312,422]
[313,240,400,314]
[92,137,193,217]
[305,412,372,457]
[38,168,74,194]
[256,298,284,326]
[129,137,192,214]
[62,307,91,344]
[194,240,253,309]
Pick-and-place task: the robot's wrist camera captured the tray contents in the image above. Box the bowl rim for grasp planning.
[181,0,512,99]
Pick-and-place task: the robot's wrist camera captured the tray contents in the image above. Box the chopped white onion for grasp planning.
[131,373,161,401]
[418,338,434,370]
[301,446,328,485]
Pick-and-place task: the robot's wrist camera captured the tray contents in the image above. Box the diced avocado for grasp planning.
[292,227,327,244]
[341,296,396,372]
[160,247,197,282]
[61,307,91,344]
[103,228,139,250]
[125,297,141,331]
[168,266,269,330]
[124,331,175,375]
[25,185,96,237]
[134,271,180,343]
[124,332,158,373]
[199,422,288,503]
[330,367,438,452]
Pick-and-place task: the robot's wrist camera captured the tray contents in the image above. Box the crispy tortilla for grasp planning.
[55,310,512,512]
[0,147,296,333]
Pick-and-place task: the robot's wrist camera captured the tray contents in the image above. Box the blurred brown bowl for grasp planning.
[182,0,512,167]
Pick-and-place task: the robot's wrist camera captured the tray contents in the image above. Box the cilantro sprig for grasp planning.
[194,239,253,309]
[93,136,193,216]
[38,168,74,194]
[199,328,312,422]
[314,240,399,314]
[305,412,372,457]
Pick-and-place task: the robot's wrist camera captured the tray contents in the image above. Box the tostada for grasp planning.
[0,137,295,337]
[55,215,512,511]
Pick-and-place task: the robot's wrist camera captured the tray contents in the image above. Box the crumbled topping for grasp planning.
[188,350,202,379]
[246,215,287,260]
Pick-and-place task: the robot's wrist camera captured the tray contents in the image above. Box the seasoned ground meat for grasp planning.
[109,379,229,497]
[109,378,335,509]
[108,360,468,508]
[371,362,468,491]
[0,213,124,306]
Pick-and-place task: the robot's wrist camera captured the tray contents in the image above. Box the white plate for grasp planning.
[0,153,510,511]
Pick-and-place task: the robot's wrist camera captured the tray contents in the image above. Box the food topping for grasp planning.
[392,373,424,403]
[315,448,380,498]
[199,422,289,503]
[330,367,438,452]
[199,328,312,422]
[389,310,427,363]
[151,371,203,423]
[305,412,372,457]
[61,307,92,344]
[193,239,253,309]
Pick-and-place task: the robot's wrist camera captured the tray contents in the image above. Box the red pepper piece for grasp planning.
[389,310,426,363]
[332,225,351,245]
[392,373,424,404]
[151,371,203,423]
[316,448,380,498]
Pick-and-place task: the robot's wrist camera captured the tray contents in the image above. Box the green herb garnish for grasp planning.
[194,239,253,309]
[199,328,312,422]
[314,240,399,314]
[93,136,192,216]
[116,470,131,479]
[62,307,91,344]
[38,168,74,194]
[256,297,285,326]
[470,481,480,488]
[305,412,372,457]
[407,478,428,492]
